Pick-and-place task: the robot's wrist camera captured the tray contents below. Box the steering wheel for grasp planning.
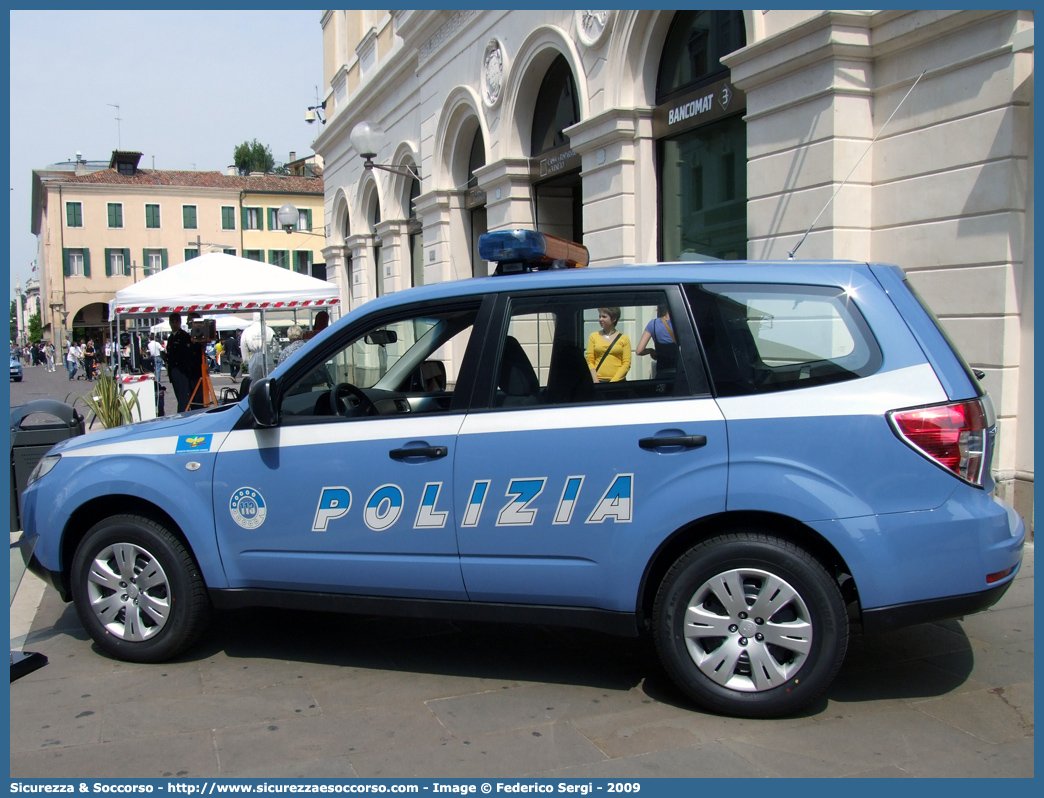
[329,382,379,417]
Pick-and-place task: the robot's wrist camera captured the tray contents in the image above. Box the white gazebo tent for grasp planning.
[112,252,340,391]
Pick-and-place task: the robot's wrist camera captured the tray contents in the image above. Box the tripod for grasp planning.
[187,350,217,409]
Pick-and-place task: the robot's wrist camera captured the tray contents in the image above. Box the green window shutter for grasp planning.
[116,204,122,227]
[105,248,113,277]
[267,208,275,230]
[241,207,247,228]
[107,204,115,227]
[63,248,71,277]
[183,206,197,229]
[268,250,275,265]
[305,209,312,230]
[161,249,169,270]
[222,206,235,230]
[123,248,132,276]
[82,248,91,278]
[284,250,291,268]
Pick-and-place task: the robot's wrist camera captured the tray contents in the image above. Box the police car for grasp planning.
[21,230,1025,718]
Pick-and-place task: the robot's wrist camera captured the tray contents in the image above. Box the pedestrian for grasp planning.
[224,331,242,380]
[66,340,78,380]
[277,325,306,365]
[586,306,631,383]
[83,339,97,381]
[240,314,280,381]
[147,333,164,384]
[165,312,204,412]
[303,310,329,340]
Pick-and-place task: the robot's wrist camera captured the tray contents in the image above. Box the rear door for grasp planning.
[453,286,729,612]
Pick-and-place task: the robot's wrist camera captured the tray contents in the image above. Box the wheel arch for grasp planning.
[636,510,861,629]
[59,495,197,601]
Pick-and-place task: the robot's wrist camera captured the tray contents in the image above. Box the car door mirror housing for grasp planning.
[248,377,281,427]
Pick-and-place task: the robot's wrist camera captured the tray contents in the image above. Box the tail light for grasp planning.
[888,399,989,486]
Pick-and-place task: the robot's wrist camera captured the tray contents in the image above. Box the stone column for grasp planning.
[565,108,656,267]
[473,159,535,234]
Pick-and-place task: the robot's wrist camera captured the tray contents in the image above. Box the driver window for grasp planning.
[279,307,477,422]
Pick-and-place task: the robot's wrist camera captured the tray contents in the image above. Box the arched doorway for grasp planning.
[466,129,488,277]
[531,54,583,244]
[655,10,747,261]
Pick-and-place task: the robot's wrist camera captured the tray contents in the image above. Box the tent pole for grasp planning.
[260,309,267,376]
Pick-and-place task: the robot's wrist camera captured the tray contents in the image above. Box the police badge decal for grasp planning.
[230,487,268,529]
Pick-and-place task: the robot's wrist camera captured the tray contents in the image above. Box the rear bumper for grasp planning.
[860,576,1015,633]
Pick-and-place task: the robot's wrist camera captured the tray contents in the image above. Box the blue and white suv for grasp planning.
[21,231,1025,718]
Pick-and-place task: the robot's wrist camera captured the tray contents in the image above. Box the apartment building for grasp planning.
[311,10,1033,523]
[31,150,326,343]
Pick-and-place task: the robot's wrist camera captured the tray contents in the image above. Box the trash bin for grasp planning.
[9,400,85,533]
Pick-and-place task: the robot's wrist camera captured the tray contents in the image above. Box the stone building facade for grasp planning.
[312,9,1033,524]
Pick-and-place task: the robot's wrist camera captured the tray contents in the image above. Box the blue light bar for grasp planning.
[479,229,590,275]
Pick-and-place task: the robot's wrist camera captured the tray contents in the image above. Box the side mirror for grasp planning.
[248,377,281,427]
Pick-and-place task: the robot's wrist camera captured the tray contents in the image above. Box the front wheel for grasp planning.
[653,531,847,718]
[71,515,211,662]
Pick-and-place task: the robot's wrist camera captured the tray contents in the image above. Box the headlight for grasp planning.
[26,454,61,487]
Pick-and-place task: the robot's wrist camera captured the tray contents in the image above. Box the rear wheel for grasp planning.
[653,531,847,718]
[71,515,211,662]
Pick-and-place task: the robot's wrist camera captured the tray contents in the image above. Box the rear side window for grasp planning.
[686,283,882,397]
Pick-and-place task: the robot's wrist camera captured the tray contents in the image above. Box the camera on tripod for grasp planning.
[189,318,218,343]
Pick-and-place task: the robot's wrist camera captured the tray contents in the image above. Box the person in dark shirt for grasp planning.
[165,312,205,412]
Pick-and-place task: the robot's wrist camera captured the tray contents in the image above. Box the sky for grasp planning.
[8,9,326,303]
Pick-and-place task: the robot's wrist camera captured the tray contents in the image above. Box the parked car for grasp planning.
[19,230,1025,718]
[10,355,23,382]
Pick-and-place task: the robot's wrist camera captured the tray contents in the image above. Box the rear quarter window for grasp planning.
[686,283,883,397]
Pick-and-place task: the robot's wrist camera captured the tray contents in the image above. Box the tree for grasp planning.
[28,312,42,343]
[234,139,277,175]
[10,299,17,341]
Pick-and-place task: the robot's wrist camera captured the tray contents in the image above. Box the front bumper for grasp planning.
[19,531,70,601]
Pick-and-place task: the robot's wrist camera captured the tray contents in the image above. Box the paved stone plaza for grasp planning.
[9,363,1034,778]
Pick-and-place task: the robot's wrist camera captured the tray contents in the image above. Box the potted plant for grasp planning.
[67,367,141,429]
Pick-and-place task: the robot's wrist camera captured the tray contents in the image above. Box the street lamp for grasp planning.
[350,121,421,180]
[305,101,326,125]
[275,203,326,237]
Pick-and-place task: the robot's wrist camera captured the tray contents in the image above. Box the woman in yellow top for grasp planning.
[587,307,631,382]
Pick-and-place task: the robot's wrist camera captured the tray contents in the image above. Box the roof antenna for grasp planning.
[788,70,926,260]
[107,103,122,150]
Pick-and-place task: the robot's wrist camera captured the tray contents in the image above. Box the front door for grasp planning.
[213,304,483,600]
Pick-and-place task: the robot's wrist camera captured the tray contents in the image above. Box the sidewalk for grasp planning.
[8,540,1033,778]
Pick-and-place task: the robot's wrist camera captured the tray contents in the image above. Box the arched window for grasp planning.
[530,55,580,156]
[657,10,744,101]
[407,177,423,287]
[656,11,747,262]
[372,200,383,297]
[467,129,489,277]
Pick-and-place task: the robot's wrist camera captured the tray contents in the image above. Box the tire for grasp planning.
[71,515,211,662]
[653,531,847,718]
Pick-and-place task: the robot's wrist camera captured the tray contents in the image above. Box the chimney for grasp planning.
[227,165,237,176]
[289,151,296,162]
[74,151,86,176]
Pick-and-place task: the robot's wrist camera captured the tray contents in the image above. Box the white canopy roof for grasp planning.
[149,315,251,334]
[112,252,339,315]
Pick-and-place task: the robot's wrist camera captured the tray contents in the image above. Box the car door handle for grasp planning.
[389,446,448,460]
[638,435,707,450]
